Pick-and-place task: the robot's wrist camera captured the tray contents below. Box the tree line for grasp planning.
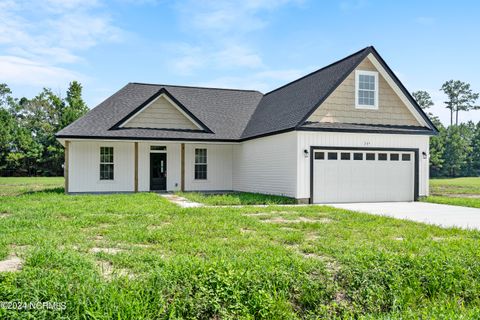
[0,79,479,178]
[0,82,88,176]
[413,80,480,177]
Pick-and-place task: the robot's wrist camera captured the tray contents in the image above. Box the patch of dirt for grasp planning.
[0,212,11,218]
[263,216,332,224]
[9,244,30,252]
[90,247,124,254]
[432,236,447,241]
[270,210,298,214]
[242,212,270,217]
[0,254,23,272]
[289,246,341,274]
[240,228,255,233]
[394,237,404,241]
[334,291,348,304]
[93,235,104,241]
[280,227,297,231]
[306,232,319,241]
[132,243,153,249]
[96,260,134,280]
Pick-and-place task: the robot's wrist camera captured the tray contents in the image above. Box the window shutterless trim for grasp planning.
[99,146,114,180]
[194,148,207,180]
[355,70,379,109]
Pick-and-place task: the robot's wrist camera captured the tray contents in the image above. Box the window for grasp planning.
[327,152,338,160]
[355,70,378,109]
[353,153,363,160]
[402,154,411,161]
[194,148,207,180]
[390,153,399,161]
[314,152,324,160]
[100,147,114,180]
[366,153,375,160]
[341,152,350,160]
[378,153,388,161]
[150,146,166,151]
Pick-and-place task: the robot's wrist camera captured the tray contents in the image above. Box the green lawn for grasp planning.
[176,191,297,205]
[425,177,480,208]
[0,176,64,196]
[1,178,480,318]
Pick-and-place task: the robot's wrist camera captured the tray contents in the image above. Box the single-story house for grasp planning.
[56,46,437,203]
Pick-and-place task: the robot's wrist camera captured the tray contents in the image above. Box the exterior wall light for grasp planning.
[304,149,309,158]
[422,151,427,159]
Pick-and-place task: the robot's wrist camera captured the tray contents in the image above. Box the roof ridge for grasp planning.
[130,82,263,94]
[263,46,372,96]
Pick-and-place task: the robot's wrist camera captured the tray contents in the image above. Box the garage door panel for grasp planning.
[313,150,415,203]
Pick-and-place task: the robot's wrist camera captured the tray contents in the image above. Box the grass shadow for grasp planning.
[23,187,65,195]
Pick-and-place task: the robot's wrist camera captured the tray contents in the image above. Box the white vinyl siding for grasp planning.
[68,141,134,193]
[233,132,297,198]
[185,144,233,191]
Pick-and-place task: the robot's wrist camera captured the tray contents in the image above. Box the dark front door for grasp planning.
[150,153,167,191]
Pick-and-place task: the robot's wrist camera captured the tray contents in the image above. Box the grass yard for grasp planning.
[1,178,480,318]
[176,191,297,205]
[425,177,480,208]
[0,176,64,196]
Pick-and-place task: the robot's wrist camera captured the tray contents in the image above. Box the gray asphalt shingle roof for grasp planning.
[56,46,436,141]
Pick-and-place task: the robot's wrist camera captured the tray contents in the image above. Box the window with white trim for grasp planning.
[355,70,378,109]
[194,148,207,180]
[100,147,114,180]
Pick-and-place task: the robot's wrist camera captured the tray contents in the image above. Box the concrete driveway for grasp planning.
[329,202,480,230]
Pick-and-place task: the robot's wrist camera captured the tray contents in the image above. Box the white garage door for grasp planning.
[313,149,415,203]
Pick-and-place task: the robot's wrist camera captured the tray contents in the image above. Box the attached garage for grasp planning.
[311,147,418,203]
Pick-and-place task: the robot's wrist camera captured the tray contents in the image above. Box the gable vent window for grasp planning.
[100,147,114,180]
[194,148,207,180]
[355,70,378,109]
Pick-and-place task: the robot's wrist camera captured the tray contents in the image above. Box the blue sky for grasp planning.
[1,0,480,125]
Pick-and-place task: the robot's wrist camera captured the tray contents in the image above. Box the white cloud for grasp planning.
[167,0,303,76]
[0,56,83,87]
[0,0,123,87]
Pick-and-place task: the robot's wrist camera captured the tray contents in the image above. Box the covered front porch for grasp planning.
[63,140,235,193]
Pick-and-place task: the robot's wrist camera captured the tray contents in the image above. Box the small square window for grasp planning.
[390,153,399,161]
[328,152,338,160]
[378,153,388,161]
[402,154,411,161]
[366,153,375,160]
[314,152,324,160]
[341,152,350,160]
[353,153,363,160]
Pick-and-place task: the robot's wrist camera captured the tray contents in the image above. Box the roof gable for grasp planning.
[240,47,437,139]
[116,89,209,131]
[306,56,423,127]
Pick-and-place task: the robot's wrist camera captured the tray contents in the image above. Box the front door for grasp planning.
[150,153,167,191]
